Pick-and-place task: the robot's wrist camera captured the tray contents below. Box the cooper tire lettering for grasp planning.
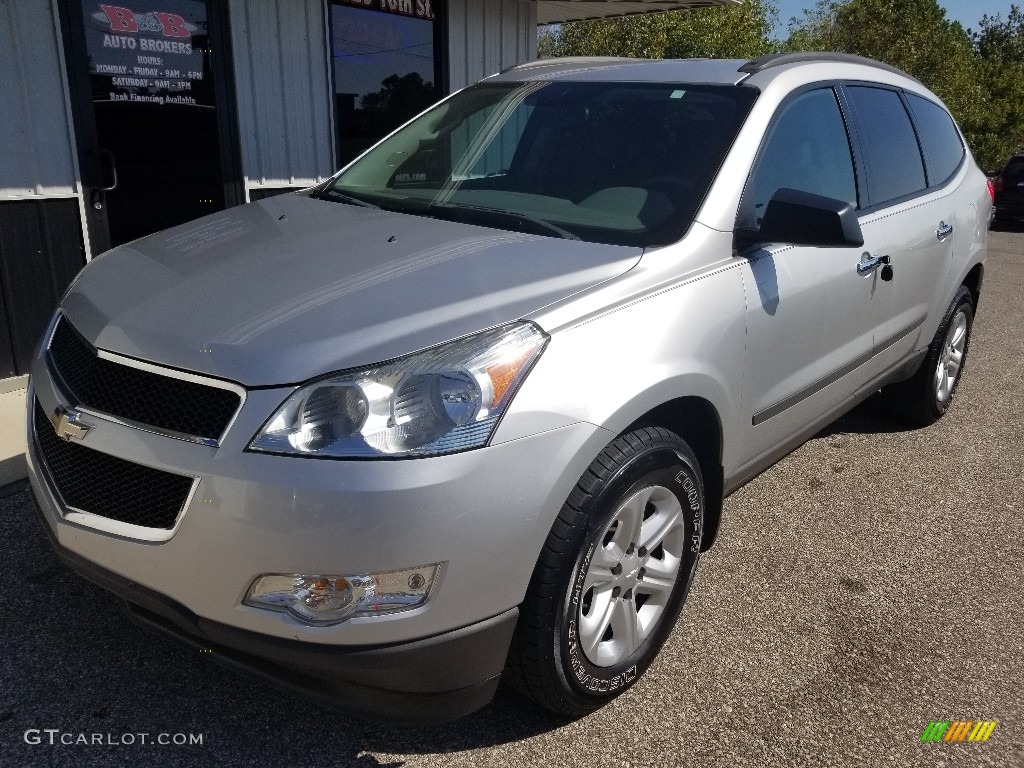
[507,427,706,717]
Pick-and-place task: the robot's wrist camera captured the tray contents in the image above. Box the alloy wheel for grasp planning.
[577,484,686,667]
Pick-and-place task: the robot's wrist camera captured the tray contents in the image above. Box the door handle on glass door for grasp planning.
[96,148,118,192]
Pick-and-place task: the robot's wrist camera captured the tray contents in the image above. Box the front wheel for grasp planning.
[505,427,704,717]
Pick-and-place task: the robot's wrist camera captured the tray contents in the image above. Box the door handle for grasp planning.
[936,221,953,240]
[857,252,890,277]
[95,148,118,192]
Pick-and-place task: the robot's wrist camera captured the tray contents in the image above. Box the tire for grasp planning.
[886,285,974,426]
[505,427,704,717]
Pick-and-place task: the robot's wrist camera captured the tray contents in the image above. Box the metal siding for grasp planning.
[502,1,519,68]
[0,199,85,377]
[447,0,533,91]
[465,0,485,86]
[525,1,538,59]
[230,0,334,195]
[445,0,464,91]
[483,0,499,75]
[0,0,78,200]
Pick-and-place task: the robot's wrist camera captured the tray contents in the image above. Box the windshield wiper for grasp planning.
[313,188,380,209]
[429,202,580,240]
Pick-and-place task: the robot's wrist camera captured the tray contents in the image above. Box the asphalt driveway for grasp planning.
[2,231,1022,768]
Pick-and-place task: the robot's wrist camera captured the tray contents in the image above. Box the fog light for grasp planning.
[243,564,442,625]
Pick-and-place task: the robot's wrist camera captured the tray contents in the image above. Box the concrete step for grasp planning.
[0,377,28,489]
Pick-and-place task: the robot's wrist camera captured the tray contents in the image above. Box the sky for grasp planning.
[772,0,1018,38]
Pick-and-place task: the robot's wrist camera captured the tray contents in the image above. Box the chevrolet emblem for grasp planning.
[50,406,92,442]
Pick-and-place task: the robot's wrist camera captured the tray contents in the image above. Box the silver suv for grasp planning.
[28,53,990,723]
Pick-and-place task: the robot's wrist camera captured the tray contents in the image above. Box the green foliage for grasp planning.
[969,6,1024,168]
[784,0,1024,169]
[537,0,1024,169]
[974,4,1024,62]
[785,0,977,116]
[537,0,779,60]
[780,0,842,51]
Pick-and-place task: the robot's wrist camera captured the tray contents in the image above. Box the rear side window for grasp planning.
[845,86,926,206]
[738,88,858,230]
[906,93,964,187]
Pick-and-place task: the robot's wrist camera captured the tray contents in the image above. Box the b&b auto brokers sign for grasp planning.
[85,4,212,106]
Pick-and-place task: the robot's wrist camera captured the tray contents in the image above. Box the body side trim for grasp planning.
[752,314,926,426]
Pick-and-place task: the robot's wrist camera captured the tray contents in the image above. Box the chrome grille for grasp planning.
[47,315,241,442]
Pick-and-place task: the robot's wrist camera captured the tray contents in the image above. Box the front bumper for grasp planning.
[28,345,614,719]
[34,493,516,724]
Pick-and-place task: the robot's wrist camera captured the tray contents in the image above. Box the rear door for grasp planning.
[842,86,961,373]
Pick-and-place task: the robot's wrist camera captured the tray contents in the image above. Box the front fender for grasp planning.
[495,255,747,475]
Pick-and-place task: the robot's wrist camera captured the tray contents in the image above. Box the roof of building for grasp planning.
[535,0,741,25]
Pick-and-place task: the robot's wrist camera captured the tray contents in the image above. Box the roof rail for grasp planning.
[497,56,635,76]
[738,52,921,84]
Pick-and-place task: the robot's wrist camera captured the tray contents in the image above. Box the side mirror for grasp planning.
[738,188,864,248]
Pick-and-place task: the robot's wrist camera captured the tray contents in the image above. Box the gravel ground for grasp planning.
[1,232,1022,768]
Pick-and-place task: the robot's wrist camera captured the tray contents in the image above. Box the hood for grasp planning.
[61,193,641,386]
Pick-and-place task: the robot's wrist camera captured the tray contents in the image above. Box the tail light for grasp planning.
[988,178,997,202]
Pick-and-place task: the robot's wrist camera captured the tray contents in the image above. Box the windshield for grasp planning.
[322,80,757,246]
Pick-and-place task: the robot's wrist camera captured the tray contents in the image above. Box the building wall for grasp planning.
[447,0,537,92]
[229,0,336,198]
[0,0,80,201]
[0,0,542,378]
[0,0,87,378]
[0,200,84,377]
[229,0,538,195]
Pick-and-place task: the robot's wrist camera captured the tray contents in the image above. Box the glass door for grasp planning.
[65,0,237,250]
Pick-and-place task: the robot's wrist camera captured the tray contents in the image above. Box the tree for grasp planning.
[537,0,1024,170]
[537,0,779,60]
[360,72,436,116]
[969,6,1024,168]
[786,0,978,115]
[783,0,997,166]
[783,0,1024,169]
[781,0,842,51]
[973,4,1024,62]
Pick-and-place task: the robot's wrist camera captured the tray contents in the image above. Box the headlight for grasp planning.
[248,322,547,458]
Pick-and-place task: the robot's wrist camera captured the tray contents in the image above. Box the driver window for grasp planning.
[738,88,858,230]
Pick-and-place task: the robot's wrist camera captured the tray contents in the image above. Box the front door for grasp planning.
[62,0,239,253]
[734,86,880,464]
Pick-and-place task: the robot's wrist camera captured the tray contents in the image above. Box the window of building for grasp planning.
[331,1,442,167]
